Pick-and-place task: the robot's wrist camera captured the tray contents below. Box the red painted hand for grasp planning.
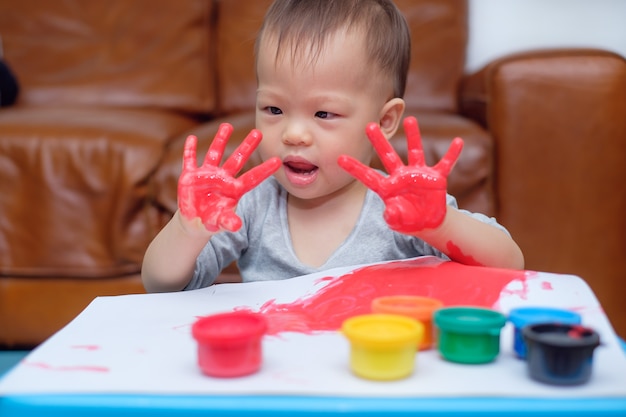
[178,123,281,232]
[338,116,463,233]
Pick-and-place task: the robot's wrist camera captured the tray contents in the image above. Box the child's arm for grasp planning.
[142,124,281,292]
[338,117,524,269]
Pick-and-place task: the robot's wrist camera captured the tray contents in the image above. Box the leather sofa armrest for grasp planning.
[459,49,626,337]
[459,48,625,130]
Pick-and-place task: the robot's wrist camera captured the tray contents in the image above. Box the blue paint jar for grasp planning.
[508,307,581,359]
[523,323,600,385]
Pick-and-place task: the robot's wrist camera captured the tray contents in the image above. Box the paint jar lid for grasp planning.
[192,311,267,346]
[523,323,600,349]
[523,323,600,385]
[434,307,506,335]
[371,296,443,320]
[509,307,581,328]
[342,314,423,348]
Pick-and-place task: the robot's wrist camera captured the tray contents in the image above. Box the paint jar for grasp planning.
[508,307,582,359]
[191,311,267,378]
[342,314,424,380]
[523,323,600,385]
[434,306,506,364]
[371,295,443,350]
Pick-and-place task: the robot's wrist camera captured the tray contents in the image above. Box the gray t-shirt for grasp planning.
[185,177,507,290]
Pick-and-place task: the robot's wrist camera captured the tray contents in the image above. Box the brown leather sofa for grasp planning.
[1,0,624,348]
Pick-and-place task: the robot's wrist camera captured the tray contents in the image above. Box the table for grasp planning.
[1,257,626,416]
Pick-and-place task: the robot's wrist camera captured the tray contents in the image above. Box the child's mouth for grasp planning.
[284,161,318,175]
[283,158,319,185]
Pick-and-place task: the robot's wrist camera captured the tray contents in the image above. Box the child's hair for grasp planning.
[255,0,411,99]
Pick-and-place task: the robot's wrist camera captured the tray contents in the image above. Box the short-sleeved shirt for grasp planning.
[185,177,507,290]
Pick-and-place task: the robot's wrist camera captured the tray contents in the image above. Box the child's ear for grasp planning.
[378,98,405,139]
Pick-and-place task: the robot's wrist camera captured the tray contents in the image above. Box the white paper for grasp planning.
[1,257,625,398]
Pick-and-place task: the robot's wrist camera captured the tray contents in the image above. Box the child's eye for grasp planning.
[315,111,336,119]
[266,106,282,115]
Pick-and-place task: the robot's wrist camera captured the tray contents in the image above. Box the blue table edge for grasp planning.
[1,338,625,416]
[2,394,626,416]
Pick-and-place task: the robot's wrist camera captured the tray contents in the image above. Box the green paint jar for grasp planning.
[434,307,506,364]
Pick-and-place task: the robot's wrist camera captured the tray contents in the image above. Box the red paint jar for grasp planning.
[192,311,267,377]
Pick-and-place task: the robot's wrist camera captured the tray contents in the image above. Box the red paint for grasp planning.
[71,345,100,351]
[338,117,463,232]
[254,258,525,335]
[500,274,530,300]
[445,240,484,267]
[567,325,587,339]
[178,124,280,232]
[541,281,554,290]
[24,362,109,373]
[570,305,598,313]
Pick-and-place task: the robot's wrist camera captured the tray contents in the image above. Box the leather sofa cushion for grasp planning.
[0,106,198,277]
[0,274,145,348]
[0,0,215,114]
[396,0,468,113]
[213,0,273,116]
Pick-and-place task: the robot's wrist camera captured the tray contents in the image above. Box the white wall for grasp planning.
[466,0,626,72]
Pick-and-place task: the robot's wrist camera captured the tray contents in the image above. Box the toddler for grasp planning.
[142,0,524,293]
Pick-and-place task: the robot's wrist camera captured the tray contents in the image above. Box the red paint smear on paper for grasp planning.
[24,361,109,373]
[541,281,554,290]
[500,276,529,300]
[71,345,100,351]
[253,258,527,335]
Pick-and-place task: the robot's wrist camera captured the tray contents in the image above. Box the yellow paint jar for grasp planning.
[342,314,424,381]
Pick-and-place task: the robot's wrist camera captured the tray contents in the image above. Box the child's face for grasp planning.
[255,28,393,203]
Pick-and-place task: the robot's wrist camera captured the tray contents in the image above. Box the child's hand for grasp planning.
[338,116,463,233]
[178,123,281,233]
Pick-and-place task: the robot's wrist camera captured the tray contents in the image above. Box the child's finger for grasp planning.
[204,123,234,167]
[337,155,385,194]
[222,129,263,175]
[182,135,199,171]
[238,157,282,195]
[434,137,463,177]
[404,116,425,166]
[366,122,404,173]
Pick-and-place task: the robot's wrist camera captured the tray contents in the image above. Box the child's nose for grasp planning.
[282,121,312,146]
